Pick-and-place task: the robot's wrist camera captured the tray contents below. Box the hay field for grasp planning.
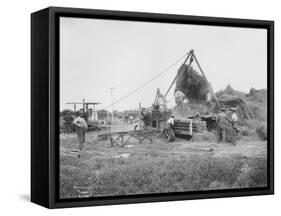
[59,124,267,199]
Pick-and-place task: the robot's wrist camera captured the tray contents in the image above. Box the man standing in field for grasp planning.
[230,108,238,128]
[230,108,239,144]
[73,109,88,150]
[163,114,175,142]
[167,115,175,131]
[216,107,230,143]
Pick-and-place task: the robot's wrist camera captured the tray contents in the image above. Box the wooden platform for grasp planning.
[99,130,154,147]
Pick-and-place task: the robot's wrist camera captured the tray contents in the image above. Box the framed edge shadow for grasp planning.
[31,6,274,209]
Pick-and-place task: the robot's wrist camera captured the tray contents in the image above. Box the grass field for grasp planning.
[59,126,267,199]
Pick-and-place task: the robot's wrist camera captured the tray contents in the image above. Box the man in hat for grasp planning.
[73,109,88,150]
[216,107,230,143]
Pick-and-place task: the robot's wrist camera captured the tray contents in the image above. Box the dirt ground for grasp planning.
[59,121,267,199]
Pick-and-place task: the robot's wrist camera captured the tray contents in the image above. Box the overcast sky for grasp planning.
[60,17,267,111]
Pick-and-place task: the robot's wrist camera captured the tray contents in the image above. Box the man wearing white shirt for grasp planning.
[230,108,238,124]
[230,108,239,144]
[167,115,175,130]
[73,109,88,150]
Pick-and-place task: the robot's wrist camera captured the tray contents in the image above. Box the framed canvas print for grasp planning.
[31,7,274,208]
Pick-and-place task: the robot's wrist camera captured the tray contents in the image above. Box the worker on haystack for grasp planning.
[216,107,230,143]
[73,109,88,150]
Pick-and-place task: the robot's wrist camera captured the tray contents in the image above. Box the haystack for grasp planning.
[245,88,267,121]
[216,85,254,120]
[256,122,267,140]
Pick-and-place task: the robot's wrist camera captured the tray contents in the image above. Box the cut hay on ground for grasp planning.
[191,132,216,142]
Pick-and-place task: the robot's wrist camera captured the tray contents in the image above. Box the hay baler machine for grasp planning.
[145,108,215,137]
[65,99,104,132]
[145,49,218,137]
[143,89,214,137]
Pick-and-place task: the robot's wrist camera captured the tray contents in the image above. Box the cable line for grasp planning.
[102,53,187,110]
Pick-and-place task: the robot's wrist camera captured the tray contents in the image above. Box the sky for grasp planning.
[60,17,267,111]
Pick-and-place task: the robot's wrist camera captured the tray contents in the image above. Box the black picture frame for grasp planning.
[31,6,274,209]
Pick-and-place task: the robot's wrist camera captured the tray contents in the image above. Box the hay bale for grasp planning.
[191,132,216,142]
[256,122,267,140]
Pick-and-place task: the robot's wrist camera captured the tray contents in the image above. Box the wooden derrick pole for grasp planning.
[139,102,142,130]
[164,50,193,97]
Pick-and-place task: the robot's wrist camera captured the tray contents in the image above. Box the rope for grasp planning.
[102,53,188,110]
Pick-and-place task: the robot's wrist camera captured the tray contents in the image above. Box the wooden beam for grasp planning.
[139,102,142,130]
[164,50,193,97]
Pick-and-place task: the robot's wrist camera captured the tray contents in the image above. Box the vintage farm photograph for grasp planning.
[59,17,268,199]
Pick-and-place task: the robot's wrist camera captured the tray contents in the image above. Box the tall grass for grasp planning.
[60,154,267,198]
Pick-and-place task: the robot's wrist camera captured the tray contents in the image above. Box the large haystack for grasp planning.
[216,84,246,99]
[216,85,253,120]
[245,88,267,121]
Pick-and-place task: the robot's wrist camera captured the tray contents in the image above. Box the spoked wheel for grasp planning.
[165,128,175,143]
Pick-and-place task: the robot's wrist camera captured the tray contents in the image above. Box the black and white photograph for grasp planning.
[59,16,269,199]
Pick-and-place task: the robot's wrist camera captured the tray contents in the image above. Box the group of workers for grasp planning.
[123,114,134,124]
[71,105,239,151]
[166,106,239,144]
[216,107,238,144]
